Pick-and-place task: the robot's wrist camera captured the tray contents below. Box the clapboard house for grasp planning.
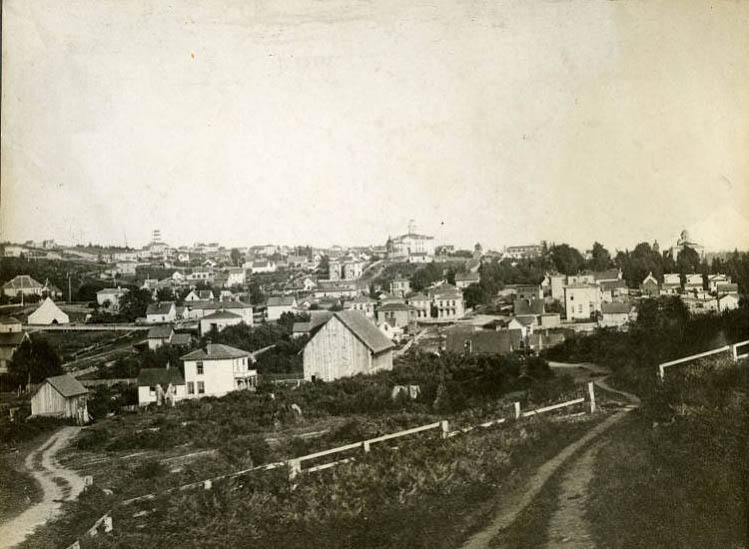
[303,310,394,382]
[31,374,89,424]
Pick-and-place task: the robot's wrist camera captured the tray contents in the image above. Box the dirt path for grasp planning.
[461,362,640,549]
[0,427,85,548]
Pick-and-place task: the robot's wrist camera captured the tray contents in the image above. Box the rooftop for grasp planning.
[42,374,87,398]
[137,368,185,387]
[181,343,250,361]
[332,310,394,354]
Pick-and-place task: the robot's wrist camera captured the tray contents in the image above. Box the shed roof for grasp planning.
[44,374,87,398]
[147,325,174,339]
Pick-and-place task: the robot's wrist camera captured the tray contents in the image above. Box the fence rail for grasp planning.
[658,339,749,381]
[72,383,598,545]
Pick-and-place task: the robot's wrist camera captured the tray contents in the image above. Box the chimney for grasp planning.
[205,339,212,355]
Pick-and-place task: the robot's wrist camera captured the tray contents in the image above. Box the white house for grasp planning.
[28,298,70,325]
[599,302,631,328]
[267,296,297,321]
[344,296,377,319]
[564,285,601,321]
[137,368,186,406]
[180,343,257,398]
[199,310,244,335]
[251,260,277,274]
[226,268,246,287]
[455,272,480,289]
[147,325,175,350]
[116,261,138,275]
[96,287,129,311]
[145,302,177,323]
[718,294,740,312]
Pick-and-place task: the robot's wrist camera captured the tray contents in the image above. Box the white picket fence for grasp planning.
[67,382,598,546]
[657,339,749,381]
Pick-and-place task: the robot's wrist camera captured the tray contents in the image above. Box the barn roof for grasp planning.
[333,311,394,354]
[44,374,87,398]
[147,325,174,339]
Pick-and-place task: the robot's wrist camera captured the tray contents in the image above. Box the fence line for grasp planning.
[657,339,749,381]
[72,383,597,544]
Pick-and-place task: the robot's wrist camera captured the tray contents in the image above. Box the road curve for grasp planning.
[461,362,639,549]
[0,427,85,549]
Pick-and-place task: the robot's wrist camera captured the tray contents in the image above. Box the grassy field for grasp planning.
[21,413,607,549]
[586,359,748,548]
[0,438,45,524]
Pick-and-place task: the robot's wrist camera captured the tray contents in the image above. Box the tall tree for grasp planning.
[549,244,585,275]
[230,248,242,266]
[676,246,701,275]
[9,337,63,386]
[587,242,613,272]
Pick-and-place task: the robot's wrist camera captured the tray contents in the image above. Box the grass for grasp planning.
[0,452,43,524]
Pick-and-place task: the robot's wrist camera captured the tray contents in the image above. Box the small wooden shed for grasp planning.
[31,374,89,424]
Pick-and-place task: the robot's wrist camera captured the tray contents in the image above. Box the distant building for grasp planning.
[407,293,432,320]
[199,309,244,335]
[429,285,465,320]
[376,302,417,330]
[599,302,631,328]
[225,268,246,287]
[181,343,257,398]
[455,272,480,289]
[28,298,69,325]
[303,310,394,382]
[504,244,543,259]
[344,296,377,319]
[0,317,29,374]
[671,229,705,258]
[564,285,601,321]
[266,296,297,321]
[390,278,411,297]
[718,294,740,312]
[96,287,129,311]
[662,273,681,296]
[386,223,436,262]
[146,302,177,323]
[640,272,660,297]
[2,275,44,299]
[31,374,89,423]
[147,325,175,350]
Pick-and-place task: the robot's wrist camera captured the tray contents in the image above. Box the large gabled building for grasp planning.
[303,310,394,382]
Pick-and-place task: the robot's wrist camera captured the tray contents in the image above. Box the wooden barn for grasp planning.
[31,374,89,424]
[303,310,394,382]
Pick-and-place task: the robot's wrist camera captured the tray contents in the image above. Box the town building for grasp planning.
[0,317,28,374]
[564,285,601,321]
[266,295,297,321]
[181,343,257,398]
[718,294,740,312]
[344,296,376,319]
[376,302,417,330]
[199,310,244,335]
[146,302,177,323]
[429,285,465,320]
[31,374,89,423]
[96,287,129,311]
[390,278,411,297]
[640,272,660,297]
[407,293,432,319]
[599,302,632,328]
[662,273,681,296]
[504,244,543,259]
[385,223,436,261]
[28,298,69,325]
[303,310,394,382]
[2,275,44,299]
[225,268,246,287]
[455,272,480,289]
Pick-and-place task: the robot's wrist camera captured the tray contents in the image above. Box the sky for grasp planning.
[2,0,749,252]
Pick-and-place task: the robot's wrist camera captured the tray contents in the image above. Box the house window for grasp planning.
[198,381,205,394]
[149,386,156,395]
[187,382,195,394]
[196,361,204,375]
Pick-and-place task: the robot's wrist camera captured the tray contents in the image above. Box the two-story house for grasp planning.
[181,343,257,398]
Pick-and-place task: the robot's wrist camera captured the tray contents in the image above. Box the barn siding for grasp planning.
[31,382,67,417]
[303,317,392,382]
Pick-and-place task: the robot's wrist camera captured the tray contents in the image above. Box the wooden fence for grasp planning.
[657,339,749,381]
[80,378,137,388]
[69,383,597,545]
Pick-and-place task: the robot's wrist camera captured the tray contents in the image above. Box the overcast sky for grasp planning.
[2,0,749,252]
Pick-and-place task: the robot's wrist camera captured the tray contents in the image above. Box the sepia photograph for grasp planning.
[1,0,748,547]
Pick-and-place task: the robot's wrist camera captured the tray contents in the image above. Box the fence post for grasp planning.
[658,364,665,382]
[362,441,371,453]
[586,382,596,414]
[204,480,212,490]
[103,515,113,534]
[732,344,738,362]
[287,459,301,482]
[440,420,449,440]
[513,402,521,419]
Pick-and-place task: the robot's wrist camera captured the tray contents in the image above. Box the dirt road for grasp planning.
[0,427,85,548]
[461,362,640,549]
